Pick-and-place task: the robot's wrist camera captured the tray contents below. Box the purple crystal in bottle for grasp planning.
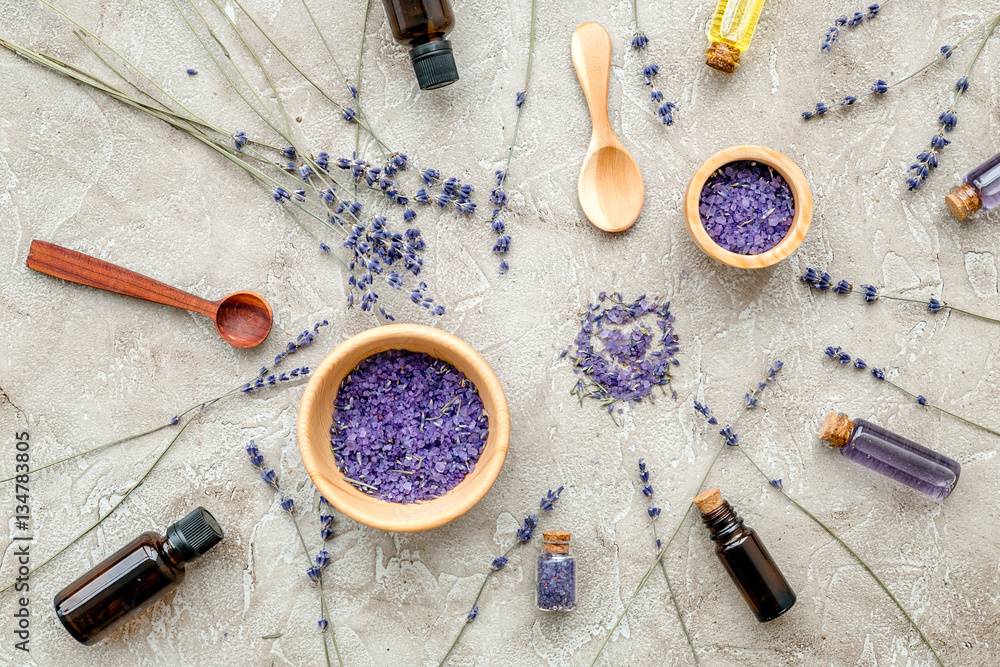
[537,530,576,611]
[820,413,960,500]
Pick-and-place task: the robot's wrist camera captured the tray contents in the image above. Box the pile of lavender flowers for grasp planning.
[699,161,794,255]
[331,350,488,503]
[568,293,679,414]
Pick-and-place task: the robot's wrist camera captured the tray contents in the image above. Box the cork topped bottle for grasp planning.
[705,0,768,73]
[536,530,576,611]
[694,488,796,622]
[819,413,960,499]
[946,149,1000,220]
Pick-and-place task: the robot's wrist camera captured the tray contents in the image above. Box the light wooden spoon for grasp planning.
[571,22,644,233]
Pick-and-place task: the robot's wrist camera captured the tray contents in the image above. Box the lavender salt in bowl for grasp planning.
[684,145,813,269]
[297,324,510,533]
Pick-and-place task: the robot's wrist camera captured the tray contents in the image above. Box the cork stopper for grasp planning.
[542,530,571,554]
[818,412,854,447]
[705,42,740,73]
[945,183,982,221]
[693,487,724,515]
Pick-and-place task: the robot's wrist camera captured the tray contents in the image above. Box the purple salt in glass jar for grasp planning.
[698,160,795,255]
[330,349,489,504]
[537,530,576,612]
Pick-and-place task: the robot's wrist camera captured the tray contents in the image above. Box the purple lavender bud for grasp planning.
[867,3,880,18]
[928,298,942,312]
[835,14,847,26]
[770,479,783,489]
[631,32,649,49]
[281,146,296,159]
[315,550,330,568]
[802,110,814,120]
[841,96,857,106]
[318,618,329,630]
[233,131,248,150]
[940,45,953,59]
[651,89,663,102]
[854,358,867,369]
[917,395,927,405]
[343,107,356,122]
[280,496,294,512]
[930,134,951,149]
[815,102,829,115]
[260,467,277,486]
[871,367,885,380]
[956,76,969,93]
[861,284,879,302]
[492,235,511,253]
[516,91,526,108]
[347,83,357,98]
[306,566,321,582]
[838,351,851,364]
[871,79,888,94]
[847,11,863,26]
[834,280,852,294]
[647,506,661,519]
[466,606,479,623]
[491,556,508,571]
[938,109,957,132]
[169,415,179,425]
[186,68,198,75]
[642,484,654,498]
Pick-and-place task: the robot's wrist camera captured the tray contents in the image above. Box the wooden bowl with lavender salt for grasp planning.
[684,145,813,269]
[297,324,510,533]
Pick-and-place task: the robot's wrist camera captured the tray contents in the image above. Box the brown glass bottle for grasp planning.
[54,507,224,644]
[381,0,459,89]
[694,488,796,622]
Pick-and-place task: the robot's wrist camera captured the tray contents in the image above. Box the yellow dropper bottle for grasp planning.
[705,0,767,73]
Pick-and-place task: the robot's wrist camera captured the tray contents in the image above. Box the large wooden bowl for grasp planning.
[684,145,813,269]
[297,324,510,532]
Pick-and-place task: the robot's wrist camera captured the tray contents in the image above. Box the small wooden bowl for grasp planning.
[684,145,813,269]
[297,324,510,533]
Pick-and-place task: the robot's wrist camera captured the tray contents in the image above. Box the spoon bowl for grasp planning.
[213,291,273,348]
[578,144,645,233]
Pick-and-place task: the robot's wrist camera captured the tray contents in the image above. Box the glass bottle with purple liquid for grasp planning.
[537,530,575,611]
[946,150,1000,220]
[819,413,960,500]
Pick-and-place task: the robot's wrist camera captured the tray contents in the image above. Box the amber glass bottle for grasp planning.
[694,488,796,622]
[381,0,459,90]
[54,507,224,644]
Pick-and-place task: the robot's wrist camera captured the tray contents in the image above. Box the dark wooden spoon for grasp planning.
[26,240,272,348]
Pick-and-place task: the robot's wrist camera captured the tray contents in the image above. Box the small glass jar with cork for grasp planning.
[536,530,576,612]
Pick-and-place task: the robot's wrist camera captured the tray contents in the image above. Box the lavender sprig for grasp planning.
[801,267,1000,325]
[630,0,677,127]
[820,3,882,52]
[438,486,564,666]
[636,459,699,665]
[823,346,1000,440]
[484,0,538,275]
[568,293,679,420]
[244,441,343,667]
[802,10,1000,120]
[906,15,1000,190]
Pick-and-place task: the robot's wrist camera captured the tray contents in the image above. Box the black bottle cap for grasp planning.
[166,507,224,562]
[410,40,459,90]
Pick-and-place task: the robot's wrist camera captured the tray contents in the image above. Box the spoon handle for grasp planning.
[26,240,217,317]
[571,22,615,144]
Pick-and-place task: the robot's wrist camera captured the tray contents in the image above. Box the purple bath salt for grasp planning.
[331,349,489,504]
[699,160,795,255]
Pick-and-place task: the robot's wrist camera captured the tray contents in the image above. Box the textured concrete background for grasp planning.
[1,0,999,665]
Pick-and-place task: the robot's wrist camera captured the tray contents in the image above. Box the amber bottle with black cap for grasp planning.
[54,507,224,644]
[382,0,459,90]
[694,488,796,622]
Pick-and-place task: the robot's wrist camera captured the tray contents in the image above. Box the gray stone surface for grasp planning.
[1,0,999,665]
